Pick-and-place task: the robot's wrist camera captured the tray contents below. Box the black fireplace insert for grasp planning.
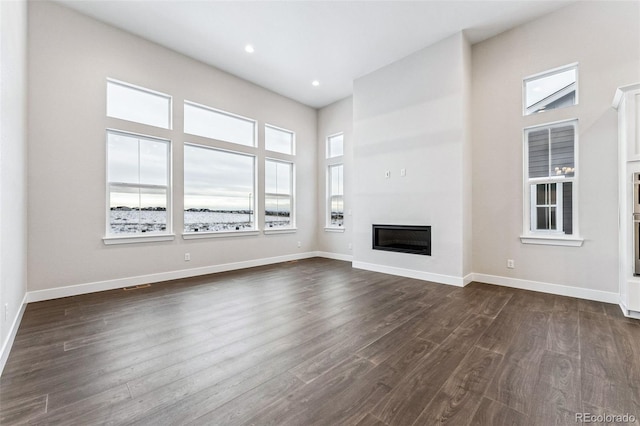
[372,224,431,256]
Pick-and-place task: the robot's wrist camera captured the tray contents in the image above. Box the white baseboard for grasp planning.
[349,263,618,304]
[315,251,353,262]
[26,251,320,303]
[3,254,625,379]
[0,292,28,377]
[25,251,617,306]
[352,261,467,287]
[471,273,619,304]
[619,301,640,319]
[463,273,474,286]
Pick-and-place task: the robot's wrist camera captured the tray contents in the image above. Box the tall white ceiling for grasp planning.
[57,0,575,108]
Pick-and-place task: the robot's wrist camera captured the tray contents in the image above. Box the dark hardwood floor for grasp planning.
[1,258,639,425]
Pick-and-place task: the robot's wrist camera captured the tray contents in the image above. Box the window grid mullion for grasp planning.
[547,128,552,178]
[275,163,280,215]
[137,139,142,230]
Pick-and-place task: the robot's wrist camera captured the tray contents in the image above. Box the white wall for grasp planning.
[317,96,353,259]
[352,33,472,285]
[21,1,640,304]
[472,1,640,296]
[0,0,28,370]
[27,2,317,295]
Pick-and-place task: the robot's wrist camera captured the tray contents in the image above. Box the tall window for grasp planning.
[105,79,173,242]
[328,164,344,228]
[265,159,293,229]
[325,132,345,230]
[106,130,170,235]
[184,144,255,233]
[264,124,296,233]
[524,120,577,237]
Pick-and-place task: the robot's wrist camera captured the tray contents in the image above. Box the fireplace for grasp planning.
[372,224,431,256]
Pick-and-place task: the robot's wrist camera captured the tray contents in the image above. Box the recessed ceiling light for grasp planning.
[245,44,255,53]
[312,80,320,87]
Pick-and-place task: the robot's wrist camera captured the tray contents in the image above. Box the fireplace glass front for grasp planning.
[372,224,431,256]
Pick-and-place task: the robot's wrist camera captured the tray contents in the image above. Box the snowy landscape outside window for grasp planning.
[328,164,344,228]
[183,144,256,233]
[107,130,171,235]
[265,159,293,229]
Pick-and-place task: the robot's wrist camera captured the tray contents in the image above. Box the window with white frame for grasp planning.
[327,133,344,158]
[107,79,172,129]
[106,130,171,235]
[524,120,577,239]
[184,101,256,147]
[183,144,256,233]
[265,159,293,229]
[328,164,344,228]
[524,64,577,116]
[265,125,294,155]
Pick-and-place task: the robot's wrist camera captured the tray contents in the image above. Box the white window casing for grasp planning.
[265,124,295,155]
[183,143,257,235]
[184,101,256,147]
[327,132,344,159]
[265,158,295,231]
[523,63,578,116]
[327,163,344,229]
[104,129,172,243]
[521,119,583,246]
[107,79,172,129]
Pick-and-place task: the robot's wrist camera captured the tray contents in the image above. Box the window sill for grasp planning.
[264,228,297,235]
[520,235,584,247]
[324,227,345,233]
[103,234,175,245]
[182,229,260,240]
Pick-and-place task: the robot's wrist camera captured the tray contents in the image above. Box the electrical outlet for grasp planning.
[348,243,352,250]
[507,259,515,269]
[185,253,191,261]
[385,170,390,179]
[400,168,406,177]
[297,241,302,248]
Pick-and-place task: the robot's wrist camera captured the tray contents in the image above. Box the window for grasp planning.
[264,124,295,234]
[265,159,293,229]
[107,79,171,129]
[328,164,344,228]
[523,120,580,245]
[184,144,255,233]
[325,132,345,230]
[327,133,344,158]
[265,125,294,155]
[107,130,170,235]
[524,64,577,115]
[184,101,256,147]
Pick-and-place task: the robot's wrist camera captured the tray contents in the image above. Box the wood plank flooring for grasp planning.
[1,258,639,425]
